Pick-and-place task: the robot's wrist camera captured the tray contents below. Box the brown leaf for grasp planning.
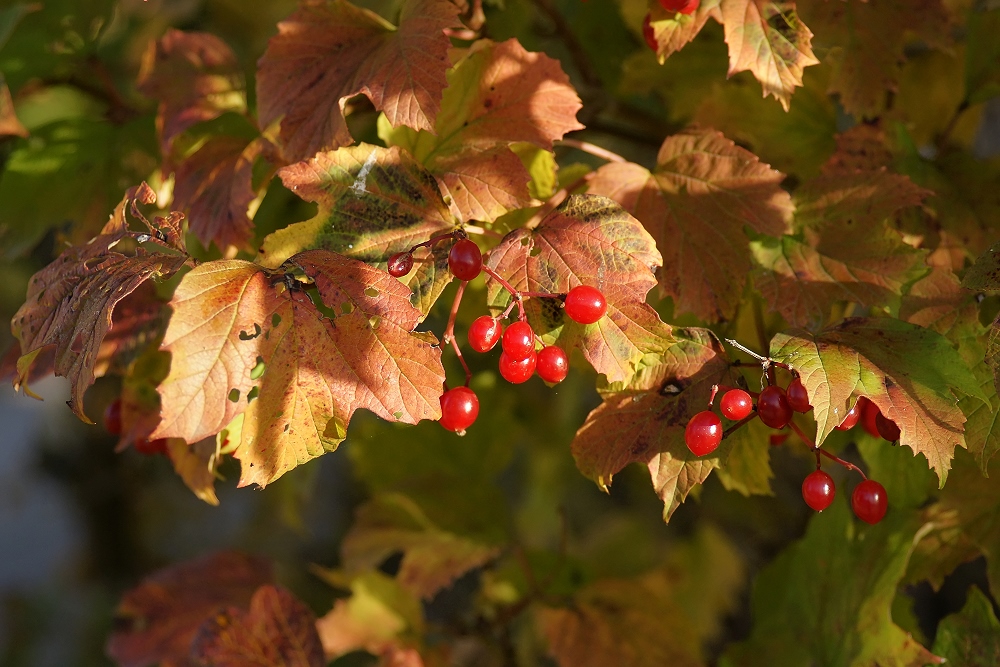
[11,184,187,420]
[570,328,737,520]
[107,552,273,667]
[0,77,27,139]
[647,0,723,62]
[190,585,324,667]
[153,251,445,487]
[820,125,893,175]
[719,0,819,110]
[257,0,460,163]
[588,127,792,322]
[486,194,670,385]
[137,30,247,158]
[94,281,168,379]
[172,134,261,251]
[167,438,221,506]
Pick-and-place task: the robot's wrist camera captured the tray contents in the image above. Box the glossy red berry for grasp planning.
[835,399,863,431]
[786,377,811,413]
[659,0,699,14]
[757,385,792,429]
[859,397,881,438]
[852,480,888,524]
[502,320,535,360]
[448,239,482,281]
[642,13,657,52]
[685,410,723,456]
[565,285,607,324]
[875,412,901,442]
[802,470,836,512]
[537,346,569,384]
[468,316,502,353]
[720,389,753,421]
[135,438,168,456]
[499,350,537,384]
[387,252,413,278]
[439,386,479,433]
[104,398,122,436]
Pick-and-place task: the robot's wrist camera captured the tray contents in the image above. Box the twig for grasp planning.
[443,281,472,386]
[787,419,868,480]
[557,138,627,163]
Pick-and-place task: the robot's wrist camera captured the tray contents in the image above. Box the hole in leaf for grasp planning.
[364,287,379,297]
[341,302,354,315]
[250,357,265,380]
[247,386,259,403]
[239,323,262,340]
[529,246,542,257]
[369,315,381,329]
[228,388,241,402]
[283,423,290,432]
[272,313,282,327]
[392,411,403,420]
[520,237,530,247]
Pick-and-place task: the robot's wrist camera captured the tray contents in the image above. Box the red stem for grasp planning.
[443,281,472,387]
[787,419,868,481]
[482,265,526,320]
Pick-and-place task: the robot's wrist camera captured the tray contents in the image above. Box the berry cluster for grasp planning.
[104,398,168,455]
[682,341,899,525]
[388,231,608,435]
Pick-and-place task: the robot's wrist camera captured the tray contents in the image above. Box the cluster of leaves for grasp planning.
[3,0,1000,664]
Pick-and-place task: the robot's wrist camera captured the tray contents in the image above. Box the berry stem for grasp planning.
[443,281,473,387]
[721,412,757,440]
[786,419,869,481]
[482,264,526,320]
[557,139,627,164]
[462,223,502,239]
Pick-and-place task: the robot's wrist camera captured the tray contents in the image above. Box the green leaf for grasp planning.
[931,586,1000,664]
[962,242,1000,292]
[714,416,774,497]
[722,499,940,666]
[965,8,1000,105]
[856,438,936,510]
[771,317,986,484]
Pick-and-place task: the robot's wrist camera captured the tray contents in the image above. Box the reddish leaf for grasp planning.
[770,318,987,483]
[820,125,893,175]
[570,328,738,521]
[588,128,792,322]
[190,585,324,667]
[137,30,247,158]
[94,281,168,379]
[261,144,457,315]
[107,551,273,667]
[719,0,819,110]
[173,134,261,251]
[257,0,460,163]
[153,251,445,487]
[384,38,584,222]
[646,0,723,62]
[485,194,670,385]
[11,184,187,420]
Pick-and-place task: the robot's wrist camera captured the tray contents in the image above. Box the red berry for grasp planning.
[104,398,122,436]
[537,346,569,384]
[468,316,502,353]
[439,386,479,433]
[786,377,811,413]
[659,0,699,14]
[502,320,535,360]
[802,470,835,512]
[875,412,901,442]
[757,385,792,429]
[564,285,607,324]
[499,350,537,384]
[387,252,413,278]
[448,239,482,281]
[859,397,881,438]
[852,480,888,524]
[770,433,789,447]
[685,410,723,456]
[642,13,658,52]
[835,398,863,431]
[135,438,168,455]
[720,389,753,421]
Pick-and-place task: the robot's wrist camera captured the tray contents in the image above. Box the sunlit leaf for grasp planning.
[646,0,722,62]
[166,438,222,506]
[588,127,792,322]
[256,0,460,163]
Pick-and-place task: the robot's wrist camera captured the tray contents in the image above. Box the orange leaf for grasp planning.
[647,0,723,62]
[257,0,460,163]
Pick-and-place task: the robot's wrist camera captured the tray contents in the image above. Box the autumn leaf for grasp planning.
[256,0,460,163]
[798,0,951,117]
[588,127,792,322]
[137,30,247,158]
[646,0,723,62]
[381,38,583,222]
[172,133,262,252]
[485,194,670,384]
[962,241,1000,292]
[260,144,457,315]
[722,500,941,666]
[751,171,930,329]
[11,184,187,420]
[931,586,1000,664]
[190,585,325,667]
[341,493,500,600]
[107,551,273,667]
[167,438,222,506]
[571,328,739,521]
[820,125,894,175]
[153,250,445,487]
[719,0,819,111]
[770,317,986,483]
[93,281,167,379]
[0,76,26,138]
